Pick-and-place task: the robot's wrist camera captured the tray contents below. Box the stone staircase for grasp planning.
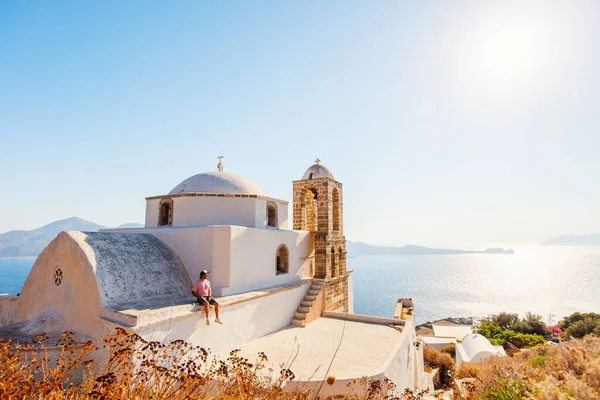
[291,281,323,327]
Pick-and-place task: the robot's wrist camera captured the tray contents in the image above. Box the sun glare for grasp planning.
[455,8,565,100]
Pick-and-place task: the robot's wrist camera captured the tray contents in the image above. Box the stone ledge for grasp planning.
[112,280,312,328]
[322,311,405,327]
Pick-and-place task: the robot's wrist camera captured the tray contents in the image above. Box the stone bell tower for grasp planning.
[293,159,349,312]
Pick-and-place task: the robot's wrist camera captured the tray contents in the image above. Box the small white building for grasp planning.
[456,334,506,366]
[0,158,429,396]
[421,322,473,350]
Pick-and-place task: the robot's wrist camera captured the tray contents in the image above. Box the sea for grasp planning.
[1,245,599,325]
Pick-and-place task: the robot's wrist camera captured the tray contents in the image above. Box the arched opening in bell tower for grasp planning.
[331,247,337,277]
[304,188,318,231]
[332,188,340,232]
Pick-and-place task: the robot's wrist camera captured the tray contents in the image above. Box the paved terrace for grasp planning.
[238,314,406,382]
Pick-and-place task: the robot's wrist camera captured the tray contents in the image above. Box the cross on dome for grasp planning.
[217,156,224,172]
[315,158,321,165]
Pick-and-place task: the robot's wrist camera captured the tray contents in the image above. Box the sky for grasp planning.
[1,0,599,248]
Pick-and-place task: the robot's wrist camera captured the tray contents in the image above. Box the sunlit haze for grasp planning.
[1,1,598,248]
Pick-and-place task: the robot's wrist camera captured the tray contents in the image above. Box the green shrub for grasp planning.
[474,320,545,348]
[559,313,600,338]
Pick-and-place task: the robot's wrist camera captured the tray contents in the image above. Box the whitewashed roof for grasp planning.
[421,336,457,345]
[169,171,265,195]
[457,334,496,363]
[432,324,473,340]
[302,164,334,180]
[68,231,192,311]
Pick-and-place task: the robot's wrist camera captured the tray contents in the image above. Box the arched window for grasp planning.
[304,188,318,231]
[331,247,337,278]
[267,202,278,228]
[276,245,289,275]
[332,188,340,232]
[338,246,344,275]
[158,199,173,226]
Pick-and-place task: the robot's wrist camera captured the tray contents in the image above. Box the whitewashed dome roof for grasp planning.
[169,171,265,195]
[460,334,495,360]
[302,160,334,180]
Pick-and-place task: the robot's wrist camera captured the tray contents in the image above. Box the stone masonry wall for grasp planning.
[324,276,349,312]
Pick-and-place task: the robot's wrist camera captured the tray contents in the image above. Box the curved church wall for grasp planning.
[66,232,192,311]
[15,232,105,340]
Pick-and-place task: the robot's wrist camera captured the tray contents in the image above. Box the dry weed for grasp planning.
[463,336,600,399]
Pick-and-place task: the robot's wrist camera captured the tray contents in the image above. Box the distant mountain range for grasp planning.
[346,241,514,257]
[0,217,143,257]
[0,216,514,258]
[541,233,600,246]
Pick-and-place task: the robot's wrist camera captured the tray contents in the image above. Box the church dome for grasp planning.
[302,160,334,180]
[169,171,265,195]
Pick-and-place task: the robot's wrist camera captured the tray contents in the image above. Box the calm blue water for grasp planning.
[2,246,599,325]
[0,258,35,294]
[351,246,600,324]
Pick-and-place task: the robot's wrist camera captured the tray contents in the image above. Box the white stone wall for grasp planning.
[135,283,309,358]
[0,297,18,327]
[347,270,354,314]
[145,197,288,230]
[145,199,160,227]
[252,199,289,230]
[105,226,311,297]
[105,226,229,290]
[385,320,417,391]
[173,197,257,227]
[227,226,312,295]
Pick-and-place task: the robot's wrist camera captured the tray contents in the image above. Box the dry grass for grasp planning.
[454,363,480,379]
[0,328,427,399]
[423,346,454,388]
[459,336,600,399]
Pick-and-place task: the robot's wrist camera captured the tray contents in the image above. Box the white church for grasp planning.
[0,159,430,396]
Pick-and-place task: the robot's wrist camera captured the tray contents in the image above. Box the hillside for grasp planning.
[0,217,143,257]
[0,217,514,258]
[541,233,600,246]
[346,241,514,257]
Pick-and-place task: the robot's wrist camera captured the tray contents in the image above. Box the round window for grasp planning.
[54,267,63,286]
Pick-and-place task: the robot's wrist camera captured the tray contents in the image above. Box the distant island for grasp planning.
[346,241,514,257]
[541,233,600,246]
[0,217,143,257]
[0,216,514,258]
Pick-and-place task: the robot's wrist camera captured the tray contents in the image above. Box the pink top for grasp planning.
[193,279,211,297]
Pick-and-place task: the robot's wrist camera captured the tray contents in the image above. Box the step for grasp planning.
[300,300,313,307]
[291,318,305,327]
[307,289,319,296]
[304,295,316,302]
[294,311,308,320]
[310,284,322,291]
[297,306,310,313]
